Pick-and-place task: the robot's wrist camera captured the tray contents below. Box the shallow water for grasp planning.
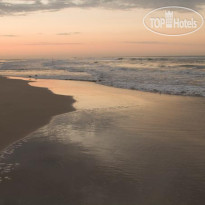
[0,96,205,205]
[1,56,205,96]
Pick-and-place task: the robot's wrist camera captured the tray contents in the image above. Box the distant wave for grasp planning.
[0,57,205,97]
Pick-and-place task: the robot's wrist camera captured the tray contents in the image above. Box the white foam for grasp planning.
[0,57,205,97]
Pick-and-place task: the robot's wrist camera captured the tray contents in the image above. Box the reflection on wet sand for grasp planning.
[1,77,205,205]
[10,77,151,110]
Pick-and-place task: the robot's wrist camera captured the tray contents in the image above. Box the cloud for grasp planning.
[57,32,81,36]
[124,41,205,46]
[24,42,83,45]
[0,34,18,37]
[0,0,204,16]
[124,41,169,44]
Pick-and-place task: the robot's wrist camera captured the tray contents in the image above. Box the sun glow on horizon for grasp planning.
[0,7,205,58]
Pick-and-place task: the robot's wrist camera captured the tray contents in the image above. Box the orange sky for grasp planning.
[0,7,205,58]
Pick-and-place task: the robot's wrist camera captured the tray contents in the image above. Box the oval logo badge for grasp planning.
[143,6,204,36]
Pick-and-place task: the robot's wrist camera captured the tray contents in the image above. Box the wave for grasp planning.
[0,57,205,97]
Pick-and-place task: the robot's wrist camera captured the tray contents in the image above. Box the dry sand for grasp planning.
[0,76,75,152]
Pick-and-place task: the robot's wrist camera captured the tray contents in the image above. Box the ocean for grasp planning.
[0,56,205,97]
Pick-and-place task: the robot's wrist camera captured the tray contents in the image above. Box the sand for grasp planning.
[1,77,205,204]
[1,77,205,205]
[0,76,75,152]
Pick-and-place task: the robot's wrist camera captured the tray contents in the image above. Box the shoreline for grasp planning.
[0,76,75,152]
[1,76,205,153]
[1,76,205,204]
[6,76,205,98]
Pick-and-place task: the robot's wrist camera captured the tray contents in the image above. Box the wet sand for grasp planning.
[0,77,75,152]
[1,77,205,204]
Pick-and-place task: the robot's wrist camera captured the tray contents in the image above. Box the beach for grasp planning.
[0,77,205,204]
[0,77,75,152]
[0,0,204,203]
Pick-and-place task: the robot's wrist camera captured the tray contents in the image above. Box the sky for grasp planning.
[0,0,205,58]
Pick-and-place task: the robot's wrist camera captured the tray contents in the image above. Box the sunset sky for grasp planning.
[0,0,205,58]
